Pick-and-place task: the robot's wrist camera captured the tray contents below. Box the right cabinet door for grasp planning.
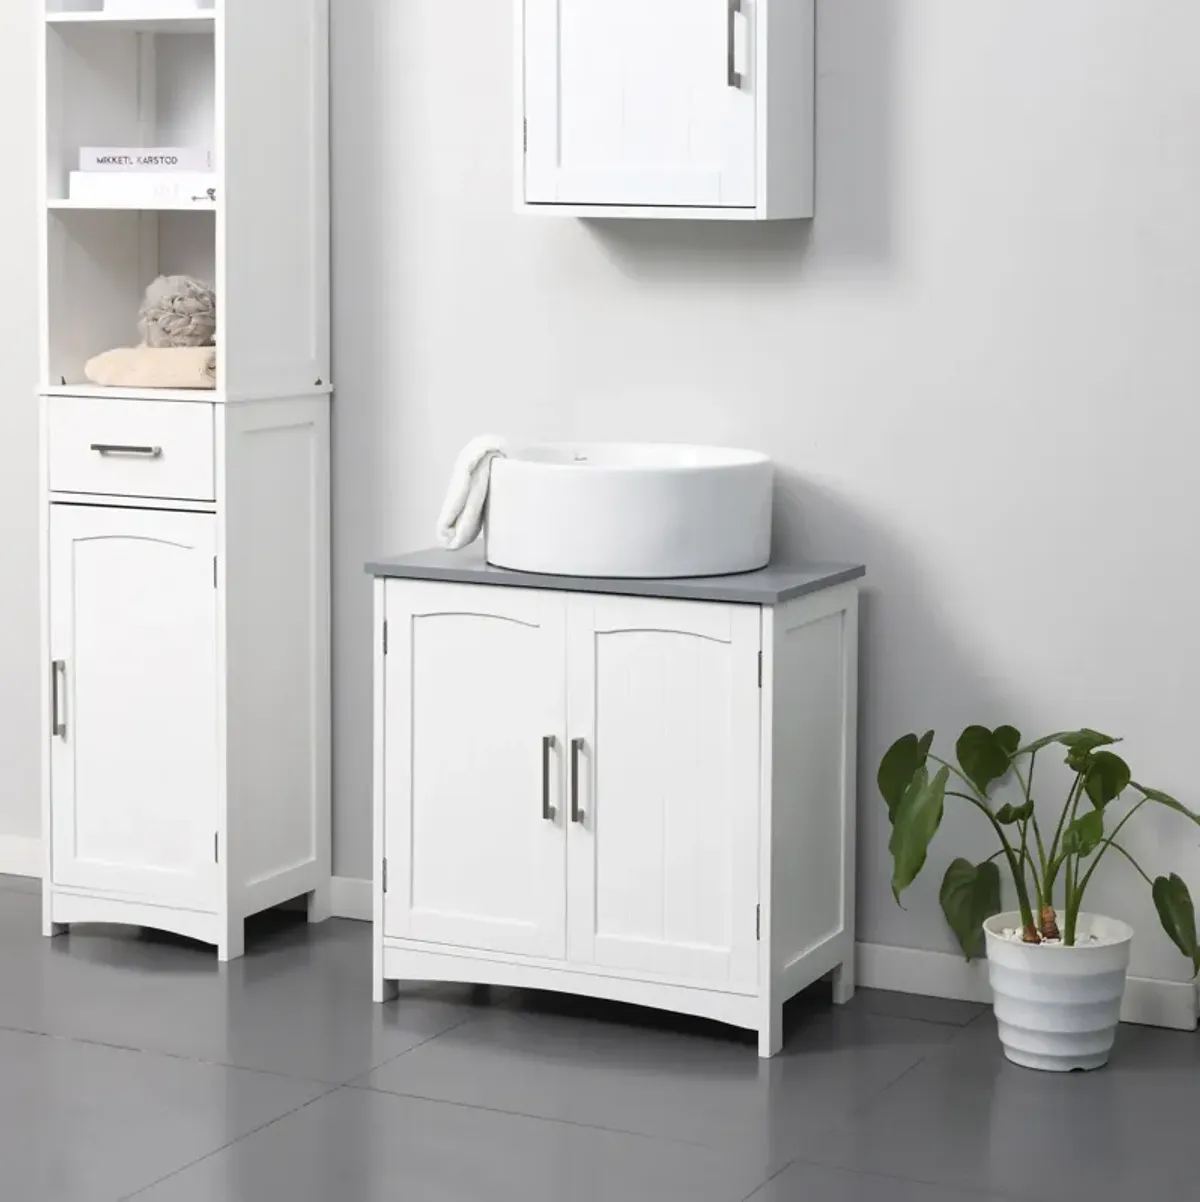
[566,595,761,991]
[522,0,756,209]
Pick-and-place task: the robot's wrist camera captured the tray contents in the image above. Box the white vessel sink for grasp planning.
[485,443,773,579]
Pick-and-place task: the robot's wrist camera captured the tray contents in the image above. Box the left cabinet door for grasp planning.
[48,506,219,910]
[383,581,568,959]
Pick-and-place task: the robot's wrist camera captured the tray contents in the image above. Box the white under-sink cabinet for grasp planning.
[517,0,815,220]
[372,556,863,1056]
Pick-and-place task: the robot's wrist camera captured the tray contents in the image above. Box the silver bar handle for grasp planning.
[542,735,557,821]
[90,443,163,458]
[51,660,66,739]
[727,0,743,89]
[570,737,585,824]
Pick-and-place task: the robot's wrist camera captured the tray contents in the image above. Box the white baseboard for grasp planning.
[856,940,1198,1032]
[7,852,1196,1032]
[0,835,42,879]
[331,874,372,921]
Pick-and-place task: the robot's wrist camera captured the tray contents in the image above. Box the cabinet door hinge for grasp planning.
[212,556,218,589]
[756,904,761,940]
[382,620,389,656]
[214,832,219,863]
[382,857,388,893]
[757,650,763,689]
[523,118,528,154]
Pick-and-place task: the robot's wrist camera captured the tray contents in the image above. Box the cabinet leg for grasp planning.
[831,959,855,1005]
[43,917,68,938]
[218,917,245,962]
[758,1001,784,1058]
[374,977,400,1004]
[306,883,333,925]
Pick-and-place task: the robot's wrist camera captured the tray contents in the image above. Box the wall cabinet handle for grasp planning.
[727,0,744,89]
[542,735,557,821]
[51,660,66,739]
[89,443,163,458]
[570,737,585,824]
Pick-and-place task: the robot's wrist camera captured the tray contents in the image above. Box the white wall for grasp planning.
[1,1,1196,989]
[330,0,1200,985]
[0,0,42,851]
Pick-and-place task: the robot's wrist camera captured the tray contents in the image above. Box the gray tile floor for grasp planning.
[1,872,1195,1202]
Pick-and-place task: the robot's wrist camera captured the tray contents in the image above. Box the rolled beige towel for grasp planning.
[84,345,216,390]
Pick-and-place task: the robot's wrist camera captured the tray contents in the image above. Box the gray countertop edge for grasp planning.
[365,548,866,606]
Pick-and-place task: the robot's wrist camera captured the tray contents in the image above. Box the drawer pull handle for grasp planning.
[727,0,744,90]
[570,737,585,824]
[542,735,557,821]
[51,660,66,739]
[90,443,163,458]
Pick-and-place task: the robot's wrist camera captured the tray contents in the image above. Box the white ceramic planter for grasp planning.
[983,911,1133,1072]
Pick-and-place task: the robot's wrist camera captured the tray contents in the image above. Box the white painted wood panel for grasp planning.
[47,395,214,500]
[48,505,218,909]
[523,0,756,209]
[221,399,330,908]
[220,0,329,397]
[383,582,567,959]
[566,595,760,990]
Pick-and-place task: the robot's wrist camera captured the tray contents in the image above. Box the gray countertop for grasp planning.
[365,547,865,606]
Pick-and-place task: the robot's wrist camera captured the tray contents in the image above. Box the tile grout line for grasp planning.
[0,1021,337,1088]
[343,1078,718,1151]
[117,1084,343,1201]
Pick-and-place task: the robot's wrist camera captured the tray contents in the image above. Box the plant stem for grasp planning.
[1076,798,1149,900]
[1063,856,1077,945]
[1045,771,1085,897]
[936,760,1037,933]
[1104,840,1154,886]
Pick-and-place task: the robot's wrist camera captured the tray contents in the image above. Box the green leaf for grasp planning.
[940,858,1003,961]
[889,764,949,901]
[1083,750,1130,809]
[994,799,1034,825]
[1061,809,1104,858]
[955,726,1012,796]
[1133,783,1200,827]
[1153,874,1200,975]
[1016,729,1118,758]
[878,731,933,822]
[994,726,1021,758]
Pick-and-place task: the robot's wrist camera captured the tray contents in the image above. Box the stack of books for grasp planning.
[68,148,216,207]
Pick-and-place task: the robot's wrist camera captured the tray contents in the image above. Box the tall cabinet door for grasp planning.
[522,0,756,209]
[48,506,219,909]
[383,582,567,959]
[566,595,761,991]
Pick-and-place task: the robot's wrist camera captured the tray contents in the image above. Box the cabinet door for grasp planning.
[383,582,567,958]
[566,595,761,990]
[523,0,756,209]
[48,506,219,909]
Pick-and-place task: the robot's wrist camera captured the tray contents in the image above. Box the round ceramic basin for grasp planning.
[485,443,773,579]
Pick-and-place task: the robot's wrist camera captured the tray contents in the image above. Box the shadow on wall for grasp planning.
[771,468,1016,950]
[579,0,901,280]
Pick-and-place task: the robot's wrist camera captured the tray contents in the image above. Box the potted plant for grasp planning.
[879,725,1200,1071]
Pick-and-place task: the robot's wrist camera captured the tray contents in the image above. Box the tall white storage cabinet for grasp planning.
[369,550,865,1057]
[517,0,815,219]
[37,1,332,960]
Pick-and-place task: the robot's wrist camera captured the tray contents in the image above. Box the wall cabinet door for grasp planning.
[383,582,567,958]
[565,595,761,990]
[48,506,219,909]
[522,0,756,209]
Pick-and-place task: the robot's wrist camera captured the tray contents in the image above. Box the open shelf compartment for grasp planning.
[45,208,217,392]
[45,16,215,207]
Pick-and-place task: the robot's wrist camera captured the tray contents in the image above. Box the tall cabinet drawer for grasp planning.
[47,396,215,502]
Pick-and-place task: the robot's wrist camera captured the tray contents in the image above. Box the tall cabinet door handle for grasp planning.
[541,735,557,821]
[727,0,744,89]
[51,660,67,739]
[570,737,585,824]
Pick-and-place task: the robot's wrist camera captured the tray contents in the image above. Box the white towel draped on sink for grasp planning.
[436,435,508,550]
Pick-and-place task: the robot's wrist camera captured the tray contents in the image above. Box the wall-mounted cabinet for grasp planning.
[516,0,814,220]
